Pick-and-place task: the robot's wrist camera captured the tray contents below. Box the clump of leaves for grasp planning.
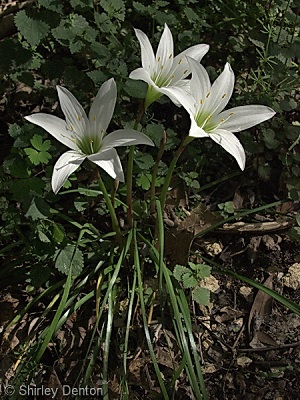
[218,201,235,218]
[174,262,212,306]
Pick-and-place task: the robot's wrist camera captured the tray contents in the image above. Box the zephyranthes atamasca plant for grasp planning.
[10,18,283,400]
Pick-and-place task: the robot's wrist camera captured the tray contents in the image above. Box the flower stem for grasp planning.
[150,130,167,214]
[126,101,145,228]
[126,146,134,228]
[159,136,191,210]
[97,171,123,247]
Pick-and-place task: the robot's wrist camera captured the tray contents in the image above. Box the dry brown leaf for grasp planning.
[232,187,245,209]
[276,201,297,215]
[248,274,274,337]
[45,369,64,400]
[255,330,278,346]
[155,347,177,369]
[262,234,282,251]
[247,236,262,264]
[282,263,300,290]
[165,204,221,266]
[236,356,252,367]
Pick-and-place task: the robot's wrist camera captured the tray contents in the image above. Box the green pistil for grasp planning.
[78,135,101,155]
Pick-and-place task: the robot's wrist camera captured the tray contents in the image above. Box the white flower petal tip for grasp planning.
[25,79,152,193]
[169,61,276,170]
[102,129,154,149]
[51,151,85,194]
[130,24,209,107]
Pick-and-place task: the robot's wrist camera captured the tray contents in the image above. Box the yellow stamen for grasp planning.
[78,116,81,121]
[93,116,96,121]
[178,59,182,64]
[222,94,227,98]
[206,92,210,98]
[200,99,204,105]
[169,54,172,59]
[70,125,74,131]
[157,56,161,62]
[183,69,188,74]
[160,65,164,70]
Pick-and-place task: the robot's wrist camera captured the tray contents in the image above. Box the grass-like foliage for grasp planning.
[0,0,299,399]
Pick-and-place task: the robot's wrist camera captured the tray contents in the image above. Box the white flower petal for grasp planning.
[88,148,124,181]
[175,44,209,64]
[155,24,174,76]
[187,57,211,105]
[210,129,246,170]
[89,78,117,135]
[25,114,78,150]
[217,105,276,132]
[129,68,155,87]
[56,86,89,137]
[188,114,210,138]
[160,86,195,113]
[204,63,235,117]
[101,129,154,149]
[52,150,85,194]
[134,28,156,74]
[172,44,209,82]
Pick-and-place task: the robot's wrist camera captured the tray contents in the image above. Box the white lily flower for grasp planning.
[25,78,154,193]
[129,23,209,108]
[169,57,276,170]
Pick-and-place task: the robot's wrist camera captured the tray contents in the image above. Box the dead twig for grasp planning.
[238,341,300,352]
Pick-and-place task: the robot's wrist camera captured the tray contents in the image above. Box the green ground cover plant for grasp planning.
[0,0,299,399]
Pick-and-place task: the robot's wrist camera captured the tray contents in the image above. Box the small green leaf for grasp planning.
[192,287,210,306]
[24,147,52,165]
[100,0,126,21]
[10,178,45,201]
[124,80,148,99]
[52,223,65,243]
[52,14,93,53]
[136,173,152,190]
[25,198,50,220]
[184,7,200,23]
[94,12,116,33]
[146,123,165,148]
[133,1,154,14]
[4,156,30,178]
[8,123,22,139]
[90,43,111,61]
[182,273,198,289]
[38,230,51,243]
[74,201,88,212]
[195,264,212,280]
[262,129,279,149]
[30,134,51,152]
[55,244,84,275]
[38,0,63,13]
[70,0,93,10]
[174,265,191,281]
[87,70,108,85]
[135,153,155,170]
[15,10,50,47]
